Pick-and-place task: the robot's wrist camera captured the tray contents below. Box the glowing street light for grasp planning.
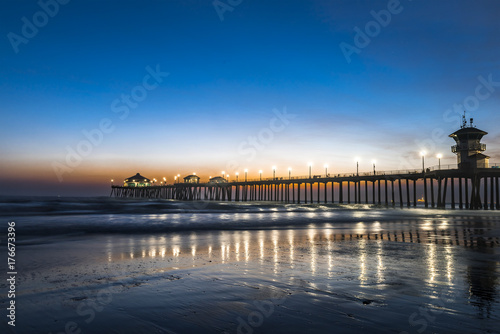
[259,170,263,181]
[174,176,177,183]
[437,153,442,170]
[111,179,114,186]
[324,164,328,177]
[272,166,276,180]
[222,171,226,179]
[163,177,166,183]
[244,169,248,182]
[288,167,292,179]
[372,160,376,175]
[227,174,230,182]
[420,151,426,172]
[236,172,239,182]
[308,162,313,178]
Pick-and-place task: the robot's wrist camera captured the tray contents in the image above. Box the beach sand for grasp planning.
[2,215,499,334]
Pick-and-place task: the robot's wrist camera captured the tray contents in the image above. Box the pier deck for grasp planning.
[111,166,500,210]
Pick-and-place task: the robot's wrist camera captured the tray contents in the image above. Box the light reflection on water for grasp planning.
[101,220,499,318]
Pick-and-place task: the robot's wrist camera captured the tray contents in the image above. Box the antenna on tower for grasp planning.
[470,118,474,128]
[462,111,467,128]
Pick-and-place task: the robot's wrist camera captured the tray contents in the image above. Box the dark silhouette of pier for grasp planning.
[111,166,500,210]
[111,115,500,209]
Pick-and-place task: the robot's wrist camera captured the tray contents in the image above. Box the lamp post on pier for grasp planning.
[288,167,292,179]
[272,166,276,180]
[308,162,313,179]
[244,169,248,182]
[324,164,328,177]
[437,153,442,170]
[420,151,426,172]
[236,172,239,182]
[372,160,376,175]
[259,170,262,181]
[355,157,360,176]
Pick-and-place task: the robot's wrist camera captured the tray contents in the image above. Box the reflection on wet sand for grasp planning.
[99,220,500,319]
[107,221,500,265]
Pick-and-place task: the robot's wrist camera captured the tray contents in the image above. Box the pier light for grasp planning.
[222,171,225,179]
[355,157,360,176]
[227,174,230,182]
[420,151,426,172]
[193,172,196,175]
[272,166,276,180]
[163,177,166,182]
[259,170,263,181]
[288,167,292,179]
[111,179,114,186]
[308,162,313,178]
[236,172,239,182]
[324,164,328,177]
[244,169,248,182]
[437,154,442,170]
[372,160,376,175]
[174,176,177,183]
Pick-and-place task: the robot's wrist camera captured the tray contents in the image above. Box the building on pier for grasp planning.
[209,176,227,183]
[184,174,200,183]
[450,115,489,169]
[124,173,151,187]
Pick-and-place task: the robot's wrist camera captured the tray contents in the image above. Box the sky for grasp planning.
[1,0,500,196]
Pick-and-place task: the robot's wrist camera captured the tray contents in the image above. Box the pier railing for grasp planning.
[139,163,500,185]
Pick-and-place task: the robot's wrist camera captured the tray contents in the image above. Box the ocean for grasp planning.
[3,195,499,235]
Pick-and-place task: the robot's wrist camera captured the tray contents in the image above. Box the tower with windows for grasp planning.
[449,114,489,170]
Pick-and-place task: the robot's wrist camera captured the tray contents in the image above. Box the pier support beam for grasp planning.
[339,182,343,204]
[451,177,455,209]
[496,177,499,210]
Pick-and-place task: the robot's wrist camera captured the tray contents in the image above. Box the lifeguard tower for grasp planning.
[449,113,489,170]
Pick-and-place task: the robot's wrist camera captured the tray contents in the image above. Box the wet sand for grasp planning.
[1,218,499,333]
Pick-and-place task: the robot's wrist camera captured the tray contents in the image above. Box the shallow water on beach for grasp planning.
[1,197,499,333]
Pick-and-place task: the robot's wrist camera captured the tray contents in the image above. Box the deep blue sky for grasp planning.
[1,0,500,196]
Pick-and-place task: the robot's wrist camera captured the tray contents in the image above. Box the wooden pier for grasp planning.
[112,117,500,209]
[111,166,500,210]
